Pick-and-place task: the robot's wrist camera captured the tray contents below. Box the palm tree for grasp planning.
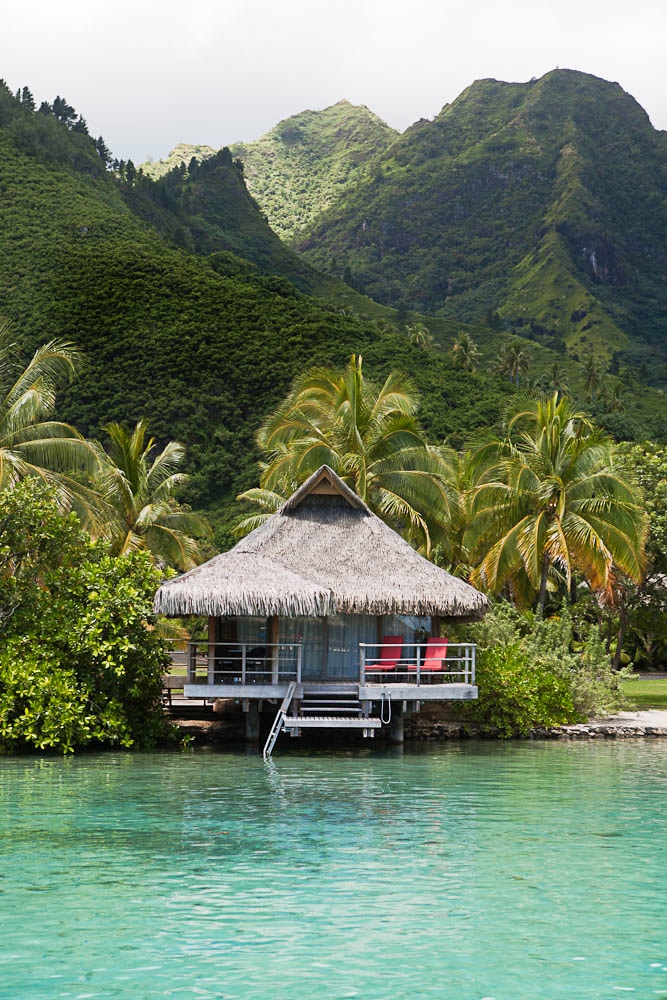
[0,324,101,524]
[406,322,434,352]
[546,363,570,399]
[496,339,530,388]
[449,331,481,373]
[240,355,458,556]
[582,352,606,403]
[467,393,647,612]
[93,420,211,570]
[600,379,626,413]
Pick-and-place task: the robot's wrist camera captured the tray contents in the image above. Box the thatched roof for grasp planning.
[154,466,489,620]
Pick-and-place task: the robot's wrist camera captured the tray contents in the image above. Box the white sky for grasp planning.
[2,0,665,163]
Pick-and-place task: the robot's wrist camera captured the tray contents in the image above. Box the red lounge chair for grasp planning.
[408,637,449,676]
[365,635,404,673]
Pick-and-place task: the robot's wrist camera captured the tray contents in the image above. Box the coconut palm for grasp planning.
[496,339,530,387]
[546,363,570,399]
[0,325,101,524]
[449,331,481,373]
[240,355,458,556]
[94,420,211,570]
[467,393,647,612]
[582,352,606,403]
[406,322,434,352]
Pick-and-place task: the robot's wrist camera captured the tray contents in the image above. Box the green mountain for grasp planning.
[142,101,397,244]
[124,146,323,295]
[230,101,397,241]
[279,71,666,387]
[140,141,217,180]
[0,81,507,543]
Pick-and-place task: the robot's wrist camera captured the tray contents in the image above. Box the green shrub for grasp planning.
[461,641,578,737]
[0,480,171,753]
[456,600,625,734]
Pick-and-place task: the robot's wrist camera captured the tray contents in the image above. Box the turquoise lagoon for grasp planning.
[1,741,667,999]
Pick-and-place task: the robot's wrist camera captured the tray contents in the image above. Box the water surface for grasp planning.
[1,741,666,999]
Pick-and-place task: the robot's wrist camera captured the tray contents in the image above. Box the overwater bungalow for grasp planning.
[154,465,489,753]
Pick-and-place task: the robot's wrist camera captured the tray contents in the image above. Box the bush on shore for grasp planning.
[0,480,171,753]
[456,601,625,736]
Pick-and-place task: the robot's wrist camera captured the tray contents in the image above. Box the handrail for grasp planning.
[177,639,475,687]
[183,641,302,685]
[263,681,297,757]
[359,641,476,685]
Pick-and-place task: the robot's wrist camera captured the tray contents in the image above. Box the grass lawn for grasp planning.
[620,677,667,710]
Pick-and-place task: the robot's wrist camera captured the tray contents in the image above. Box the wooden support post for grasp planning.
[389,704,404,744]
[244,702,260,743]
[207,616,216,683]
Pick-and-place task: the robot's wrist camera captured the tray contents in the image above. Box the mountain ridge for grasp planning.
[143,71,666,385]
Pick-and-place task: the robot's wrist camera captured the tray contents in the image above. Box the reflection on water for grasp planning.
[1,742,667,999]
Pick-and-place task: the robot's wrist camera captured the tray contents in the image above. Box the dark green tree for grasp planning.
[0,480,170,752]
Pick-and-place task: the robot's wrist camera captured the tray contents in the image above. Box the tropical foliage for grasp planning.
[93,420,211,570]
[456,601,624,735]
[0,323,100,524]
[450,331,481,372]
[0,480,170,752]
[467,393,647,610]
[238,355,459,555]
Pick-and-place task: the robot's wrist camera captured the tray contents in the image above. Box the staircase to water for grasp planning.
[263,686,381,756]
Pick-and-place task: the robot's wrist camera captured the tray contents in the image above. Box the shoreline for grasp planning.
[168,707,667,746]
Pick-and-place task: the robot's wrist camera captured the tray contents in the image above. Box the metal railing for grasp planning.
[180,641,303,685]
[359,641,476,685]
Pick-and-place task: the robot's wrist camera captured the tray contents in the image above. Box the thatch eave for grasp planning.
[154,465,490,621]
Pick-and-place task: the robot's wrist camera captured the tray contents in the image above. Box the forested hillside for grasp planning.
[293,71,667,386]
[0,80,507,543]
[143,101,397,243]
[150,72,667,392]
[230,101,397,240]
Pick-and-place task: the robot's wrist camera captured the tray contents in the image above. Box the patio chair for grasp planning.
[407,637,449,680]
[365,635,404,674]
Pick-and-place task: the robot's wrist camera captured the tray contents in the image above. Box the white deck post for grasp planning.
[270,616,280,684]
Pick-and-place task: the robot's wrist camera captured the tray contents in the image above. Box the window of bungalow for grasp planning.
[382,615,431,659]
[237,616,269,649]
[279,614,376,680]
[326,613,377,679]
[279,617,323,679]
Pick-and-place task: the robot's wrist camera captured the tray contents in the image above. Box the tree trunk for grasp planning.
[612,605,629,670]
[537,552,550,617]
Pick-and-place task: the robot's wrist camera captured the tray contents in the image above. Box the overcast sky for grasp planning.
[3,0,665,163]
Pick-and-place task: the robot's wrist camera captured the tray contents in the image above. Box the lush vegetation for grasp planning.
[0,77,518,555]
[467,393,647,611]
[0,480,170,753]
[290,71,667,392]
[455,602,625,735]
[0,72,664,754]
[93,420,211,568]
[239,354,458,554]
[230,101,397,242]
[0,326,100,525]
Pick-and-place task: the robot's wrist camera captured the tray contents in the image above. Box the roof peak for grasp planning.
[279,465,369,513]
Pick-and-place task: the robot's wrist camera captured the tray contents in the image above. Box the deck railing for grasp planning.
[182,641,303,685]
[359,641,476,686]
[168,639,476,688]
